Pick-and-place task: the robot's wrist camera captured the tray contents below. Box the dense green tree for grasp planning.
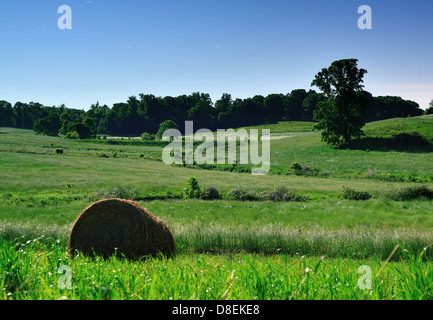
[82,116,98,138]
[33,112,61,136]
[251,95,266,124]
[101,102,129,135]
[0,100,14,127]
[264,94,284,122]
[187,93,216,130]
[215,93,232,114]
[372,96,423,120]
[63,116,97,139]
[139,94,165,133]
[86,102,109,133]
[312,59,369,146]
[59,120,70,135]
[172,95,191,124]
[426,99,433,115]
[2,78,426,139]
[157,120,179,139]
[283,89,309,121]
[242,97,265,125]
[59,105,85,124]
[13,102,45,129]
[301,91,325,121]
[67,123,90,139]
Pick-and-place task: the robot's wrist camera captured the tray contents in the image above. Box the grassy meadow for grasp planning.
[1,115,433,300]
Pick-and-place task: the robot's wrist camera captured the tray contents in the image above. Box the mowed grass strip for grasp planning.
[1,149,429,199]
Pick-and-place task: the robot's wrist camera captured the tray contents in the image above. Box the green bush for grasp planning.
[290,162,303,172]
[157,120,179,139]
[183,177,203,199]
[98,153,109,158]
[141,132,154,141]
[66,131,80,140]
[227,187,307,202]
[227,188,260,201]
[341,187,372,201]
[385,185,433,201]
[201,187,221,200]
[391,131,429,146]
[90,187,139,201]
[263,187,307,202]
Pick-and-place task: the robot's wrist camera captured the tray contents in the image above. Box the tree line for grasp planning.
[0,89,426,139]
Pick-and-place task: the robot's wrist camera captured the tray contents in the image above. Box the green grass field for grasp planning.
[1,115,433,300]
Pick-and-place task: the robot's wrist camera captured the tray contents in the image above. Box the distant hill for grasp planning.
[238,115,433,141]
[364,114,433,141]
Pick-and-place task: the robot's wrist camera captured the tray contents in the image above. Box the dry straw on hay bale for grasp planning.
[68,198,175,259]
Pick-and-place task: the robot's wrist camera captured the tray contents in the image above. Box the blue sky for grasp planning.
[0,0,432,110]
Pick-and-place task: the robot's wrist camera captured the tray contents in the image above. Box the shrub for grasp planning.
[201,187,221,200]
[183,177,203,199]
[264,187,307,202]
[227,187,307,202]
[341,187,372,201]
[227,188,260,201]
[66,131,80,140]
[90,187,139,201]
[385,185,433,201]
[302,166,311,174]
[157,120,179,139]
[55,148,64,155]
[141,132,153,141]
[391,131,429,146]
[290,162,303,172]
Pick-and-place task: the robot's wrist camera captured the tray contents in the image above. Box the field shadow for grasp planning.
[345,136,433,153]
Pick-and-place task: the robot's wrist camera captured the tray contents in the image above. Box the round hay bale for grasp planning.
[68,198,175,259]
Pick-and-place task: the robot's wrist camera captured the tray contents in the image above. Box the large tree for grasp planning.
[264,94,284,122]
[302,90,325,121]
[33,112,61,136]
[0,100,14,127]
[283,89,309,121]
[426,99,433,115]
[156,120,179,139]
[311,58,369,146]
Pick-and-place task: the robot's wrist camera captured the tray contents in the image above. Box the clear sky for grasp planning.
[0,0,432,110]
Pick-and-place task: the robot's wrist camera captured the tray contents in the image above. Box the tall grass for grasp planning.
[173,223,433,260]
[2,220,433,261]
[1,237,433,300]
